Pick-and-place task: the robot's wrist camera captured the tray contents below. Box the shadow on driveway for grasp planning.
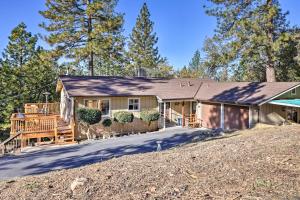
[0,128,238,180]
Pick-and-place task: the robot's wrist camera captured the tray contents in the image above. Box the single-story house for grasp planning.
[56,75,300,139]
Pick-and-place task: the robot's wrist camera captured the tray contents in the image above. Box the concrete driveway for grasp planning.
[0,127,212,180]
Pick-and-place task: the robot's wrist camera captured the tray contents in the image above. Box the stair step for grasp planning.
[57,138,74,141]
[57,134,72,137]
[56,141,75,145]
[58,125,70,129]
[58,135,73,139]
[57,129,72,134]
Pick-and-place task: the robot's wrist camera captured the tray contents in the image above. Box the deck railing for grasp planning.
[24,102,60,114]
[10,113,59,135]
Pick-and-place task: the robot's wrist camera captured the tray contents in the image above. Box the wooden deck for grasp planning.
[1,103,75,155]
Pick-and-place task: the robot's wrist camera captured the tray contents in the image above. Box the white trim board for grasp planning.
[268,101,300,108]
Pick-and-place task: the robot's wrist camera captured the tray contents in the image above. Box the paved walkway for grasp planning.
[0,127,210,180]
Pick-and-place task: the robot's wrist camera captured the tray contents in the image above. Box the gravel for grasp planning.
[0,125,299,200]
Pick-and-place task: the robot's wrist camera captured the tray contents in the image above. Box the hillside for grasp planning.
[0,125,299,199]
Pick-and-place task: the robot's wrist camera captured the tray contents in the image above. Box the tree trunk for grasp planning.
[87,0,94,76]
[266,64,276,82]
[265,0,276,82]
[89,51,94,76]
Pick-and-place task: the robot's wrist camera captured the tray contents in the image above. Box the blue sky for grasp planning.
[0,0,299,69]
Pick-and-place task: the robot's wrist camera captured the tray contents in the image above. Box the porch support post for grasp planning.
[182,102,185,127]
[220,103,224,129]
[249,106,252,128]
[163,102,166,130]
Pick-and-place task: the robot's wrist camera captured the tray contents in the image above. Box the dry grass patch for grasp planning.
[0,125,300,199]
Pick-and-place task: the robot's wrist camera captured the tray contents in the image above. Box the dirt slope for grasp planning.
[0,125,300,200]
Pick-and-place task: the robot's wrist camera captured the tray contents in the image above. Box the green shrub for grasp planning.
[140,110,160,125]
[77,108,102,125]
[102,118,112,127]
[113,111,134,124]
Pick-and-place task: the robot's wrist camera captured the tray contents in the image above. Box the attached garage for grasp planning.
[201,102,221,129]
[224,105,249,130]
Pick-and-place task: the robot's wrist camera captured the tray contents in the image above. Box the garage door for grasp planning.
[224,105,249,130]
[201,102,221,129]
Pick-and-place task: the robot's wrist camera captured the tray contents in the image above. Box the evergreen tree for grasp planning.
[1,22,38,68]
[0,23,57,122]
[177,66,191,78]
[0,23,39,119]
[187,49,209,78]
[202,37,232,81]
[204,0,299,82]
[40,0,125,76]
[127,3,163,77]
[189,50,201,72]
[148,59,174,78]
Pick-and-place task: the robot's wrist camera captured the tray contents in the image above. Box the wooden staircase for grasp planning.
[56,119,75,144]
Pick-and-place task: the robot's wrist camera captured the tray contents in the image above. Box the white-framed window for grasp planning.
[291,88,296,95]
[99,99,110,116]
[128,98,140,111]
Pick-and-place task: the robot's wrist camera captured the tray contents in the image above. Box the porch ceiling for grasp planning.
[269,99,300,108]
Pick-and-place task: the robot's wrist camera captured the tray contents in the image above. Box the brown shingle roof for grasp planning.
[59,76,300,105]
[195,82,300,105]
[59,76,213,100]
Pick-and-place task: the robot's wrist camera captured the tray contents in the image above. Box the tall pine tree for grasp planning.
[39,0,125,76]
[177,49,212,79]
[187,49,209,78]
[127,3,163,77]
[202,37,232,81]
[0,23,57,122]
[204,0,299,82]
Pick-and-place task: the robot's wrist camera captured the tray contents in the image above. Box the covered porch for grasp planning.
[260,99,300,125]
[158,100,200,129]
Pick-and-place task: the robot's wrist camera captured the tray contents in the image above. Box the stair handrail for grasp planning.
[0,131,23,155]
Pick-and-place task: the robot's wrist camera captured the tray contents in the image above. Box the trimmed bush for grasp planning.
[77,108,102,125]
[140,110,160,125]
[113,111,134,124]
[102,118,112,127]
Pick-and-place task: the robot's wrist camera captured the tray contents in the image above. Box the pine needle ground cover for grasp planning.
[0,125,299,199]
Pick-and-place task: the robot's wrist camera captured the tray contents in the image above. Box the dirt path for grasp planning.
[0,125,299,199]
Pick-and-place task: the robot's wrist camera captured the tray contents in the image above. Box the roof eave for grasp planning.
[258,83,300,106]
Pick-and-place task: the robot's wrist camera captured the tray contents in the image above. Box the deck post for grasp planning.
[182,102,185,127]
[249,106,252,128]
[221,103,224,129]
[54,116,58,144]
[71,118,75,142]
[163,102,166,130]
[20,132,23,151]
